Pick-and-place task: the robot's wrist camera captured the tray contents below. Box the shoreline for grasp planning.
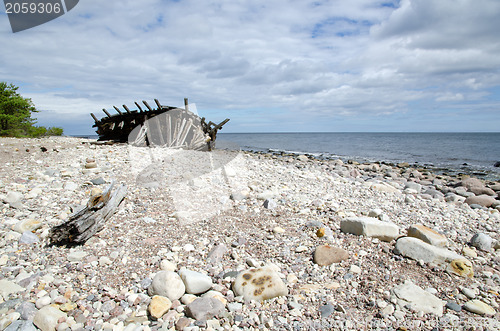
[0,136,499,330]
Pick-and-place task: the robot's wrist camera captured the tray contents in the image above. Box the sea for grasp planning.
[217,132,500,180]
[74,132,500,180]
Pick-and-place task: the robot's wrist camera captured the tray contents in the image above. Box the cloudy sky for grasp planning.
[1,0,500,135]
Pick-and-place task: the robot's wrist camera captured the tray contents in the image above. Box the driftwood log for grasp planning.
[49,182,127,246]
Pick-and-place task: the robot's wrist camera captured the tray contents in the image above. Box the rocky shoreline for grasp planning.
[0,136,499,330]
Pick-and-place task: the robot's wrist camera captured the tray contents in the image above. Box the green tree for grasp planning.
[0,82,63,137]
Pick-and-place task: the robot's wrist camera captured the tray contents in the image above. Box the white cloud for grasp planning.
[1,0,499,133]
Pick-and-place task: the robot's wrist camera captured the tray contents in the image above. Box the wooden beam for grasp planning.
[90,113,99,122]
[142,100,153,111]
[123,105,132,114]
[154,99,162,110]
[134,102,143,112]
[113,106,123,115]
[102,109,111,117]
[184,98,189,111]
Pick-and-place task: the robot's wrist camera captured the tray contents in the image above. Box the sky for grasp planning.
[1,0,500,135]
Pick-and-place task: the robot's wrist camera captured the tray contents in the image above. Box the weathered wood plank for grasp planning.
[48,182,127,246]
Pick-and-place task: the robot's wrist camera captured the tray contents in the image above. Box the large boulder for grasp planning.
[465,195,497,207]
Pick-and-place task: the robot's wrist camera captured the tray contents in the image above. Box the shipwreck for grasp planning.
[91,98,229,151]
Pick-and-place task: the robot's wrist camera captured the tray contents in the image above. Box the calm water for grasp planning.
[218,132,500,179]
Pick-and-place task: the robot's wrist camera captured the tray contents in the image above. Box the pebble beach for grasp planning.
[0,136,499,331]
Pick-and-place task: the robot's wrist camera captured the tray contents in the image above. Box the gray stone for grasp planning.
[207,244,228,263]
[148,271,185,301]
[319,304,335,318]
[340,217,399,242]
[90,177,106,185]
[19,232,39,245]
[178,269,212,295]
[404,182,422,193]
[470,233,493,252]
[4,320,37,331]
[33,306,67,331]
[63,182,78,191]
[16,302,37,321]
[394,237,464,264]
[445,301,461,312]
[185,297,224,321]
[391,280,445,316]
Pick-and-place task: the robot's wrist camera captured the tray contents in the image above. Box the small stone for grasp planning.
[4,320,36,331]
[407,224,447,247]
[297,155,309,162]
[295,246,308,253]
[4,191,23,208]
[159,260,177,271]
[185,297,224,321]
[446,259,474,278]
[319,304,334,318]
[273,226,285,234]
[463,299,495,315]
[178,269,212,295]
[33,306,67,331]
[175,317,192,330]
[462,246,477,258]
[461,288,477,299]
[340,217,399,242]
[470,233,493,252]
[316,228,325,237]
[67,250,87,262]
[35,296,51,309]
[202,290,227,305]
[148,271,186,301]
[181,294,197,305]
[0,280,25,298]
[183,244,195,252]
[148,295,172,319]
[85,162,97,169]
[349,265,361,274]
[0,312,20,330]
[391,280,445,316]
[207,244,227,263]
[263,199,277,209]
[63,182,78,191]
[445,301,462,312]
[12,219,42,233]
[380,304,395,317]
[232,266,288,301]
[90,177,106,185]
[313,245,349,266]
[19,231,39,245]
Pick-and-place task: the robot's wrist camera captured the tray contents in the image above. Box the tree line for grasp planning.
[0,82,63,137]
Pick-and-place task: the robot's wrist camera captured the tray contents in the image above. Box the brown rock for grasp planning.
[313,245,349,266]
[407,224,447,247]
[465,195,497,207]
[461,178,496,196]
